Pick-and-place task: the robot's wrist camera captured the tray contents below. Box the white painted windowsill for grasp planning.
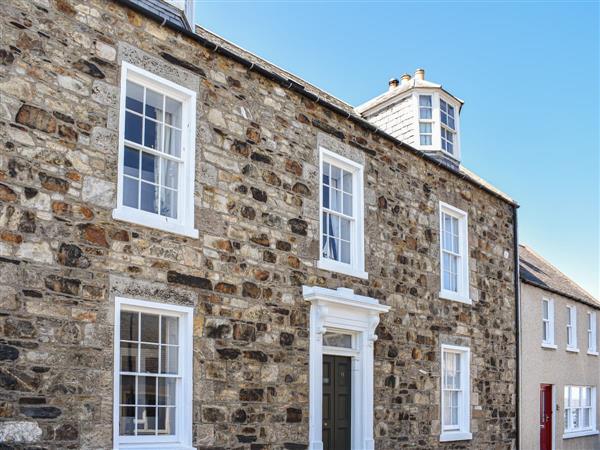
[440,431,473,442]
[439,290,472,305]
[587,350,599,356]
[317,259,368,280]
[541,343,558,350]
[113,207,198,238]
[562,429,599,439]
[566,347,580,353]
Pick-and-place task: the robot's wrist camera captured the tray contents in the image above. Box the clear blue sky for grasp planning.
[195,1,599,298]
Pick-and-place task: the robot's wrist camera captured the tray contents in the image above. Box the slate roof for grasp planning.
[128,0,190,30]
[519,244,599,309]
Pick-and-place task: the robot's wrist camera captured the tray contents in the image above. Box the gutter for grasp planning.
[513,206,521,449]
[115,0,517,207]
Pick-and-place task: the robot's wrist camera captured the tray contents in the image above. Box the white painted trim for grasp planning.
[562,429,599,439]
[566,347,580,353]
[541,343,558,350]
[438,202,470,304]
[440,344,471,442]
[303,286,390,450]
[113,297,195,450]
[318,147,367,279]
[113,62,198,238]
[566,305,578,350]
[588,311,597,353]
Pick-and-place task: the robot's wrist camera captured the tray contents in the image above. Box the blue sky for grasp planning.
[195,1,599,297]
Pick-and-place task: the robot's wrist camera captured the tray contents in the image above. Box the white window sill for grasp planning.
[113,207,198,238]
[114,444,196,450]
[439,290,472,305]
[440,431,473,442]
[541,343,558,350]
[587,350,599,356]
[317,259,368,280]
[562,429,599,439]
[566,347,580,353]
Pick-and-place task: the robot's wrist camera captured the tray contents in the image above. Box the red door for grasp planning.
[540,384,553,450]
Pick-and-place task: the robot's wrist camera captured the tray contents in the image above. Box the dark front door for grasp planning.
[540,384,553,450]
[322,355,351,450]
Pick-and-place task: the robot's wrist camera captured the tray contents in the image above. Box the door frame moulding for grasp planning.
[303,285,391,450]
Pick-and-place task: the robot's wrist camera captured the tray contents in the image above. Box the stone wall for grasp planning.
[0,0,517,448]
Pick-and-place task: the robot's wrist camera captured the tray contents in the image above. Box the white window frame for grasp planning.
[317,147,367,279]
[418,94,434,146]
[588,311,598,355]
[303,286,390,450]
[113,297,195,450]
[566,305,579,352]
[439,202,470,304]
[113,62,198,238]
[412,91,461,160]
[563,385,598,439]
[542,298,557,349]
[440,344,472,442]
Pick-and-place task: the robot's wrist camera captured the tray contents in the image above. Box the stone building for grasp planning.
[0,0,519,448]
[519,245,599,450]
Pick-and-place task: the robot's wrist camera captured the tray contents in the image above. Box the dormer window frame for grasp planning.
[412,90,461,161]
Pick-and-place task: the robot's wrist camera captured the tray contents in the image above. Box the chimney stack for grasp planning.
[388,78,399,90]
[401,73,411,86]
[414,68,425,81]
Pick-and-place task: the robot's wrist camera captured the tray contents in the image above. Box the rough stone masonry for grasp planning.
[0,0,517,448]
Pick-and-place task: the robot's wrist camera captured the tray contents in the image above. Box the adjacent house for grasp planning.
[519,245,600,450]
[0,0,519,449]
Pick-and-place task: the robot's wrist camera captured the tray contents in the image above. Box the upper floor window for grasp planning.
[440,99,456,155]
[439,202,470,304]
[541,298,555,348]
[113,62,198,238]
[564,386,597,437]
[113,297,194,450]
[440,344,472,442]
[317,148,366,279]
[588,311,598,355]
[419,95,433,146]
[566,305,578,351]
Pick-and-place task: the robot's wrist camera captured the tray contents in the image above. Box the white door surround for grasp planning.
[303,286,391,450]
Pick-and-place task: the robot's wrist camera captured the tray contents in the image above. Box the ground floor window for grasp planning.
[113,297,194,450]
[440,344,472,442]
[564,385,597,437]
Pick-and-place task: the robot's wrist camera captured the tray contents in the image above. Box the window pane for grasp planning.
[160,188,178,219]
[124,147,140,178]
[137,406,157,435]
[330,165,342,190]
[340,240,351,264]
[125,112,143,144]
[419,123,432,133]
[323,332,352,348]
[123,177,139,209]
[144,118,162,151]
[419,108,432,120]
[140,344,159,373]
[161,345,178,374]
[340,218,351,241]
[120,311,139,341]
[126,81,144,114]
[163,126,181,157]
[158,407,176,435]
[165,97,182,128]
[328,237,339,261]
[140,182,158,214]
[120,375,136,405]
[161,159,178,189]
[342,170,352,194]
[322,184,330,209]
[542,301,549,319]
[343,193,352,216]
[322,162,330,186]
[120,406,136,436]
[420,134,432,145]
[583,408,590,428]
[140,314,159,342]
[145,89,164,121]
[419,95,432,107]
[158,378,177,406]
[161,316,179,345]
[141,153,158,183]
[329,215,340,239]
[331,188,341,213]
[137,376,156,405]
[120,342,137,372]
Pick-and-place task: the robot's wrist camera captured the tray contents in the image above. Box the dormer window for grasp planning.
[440,99,456,155]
